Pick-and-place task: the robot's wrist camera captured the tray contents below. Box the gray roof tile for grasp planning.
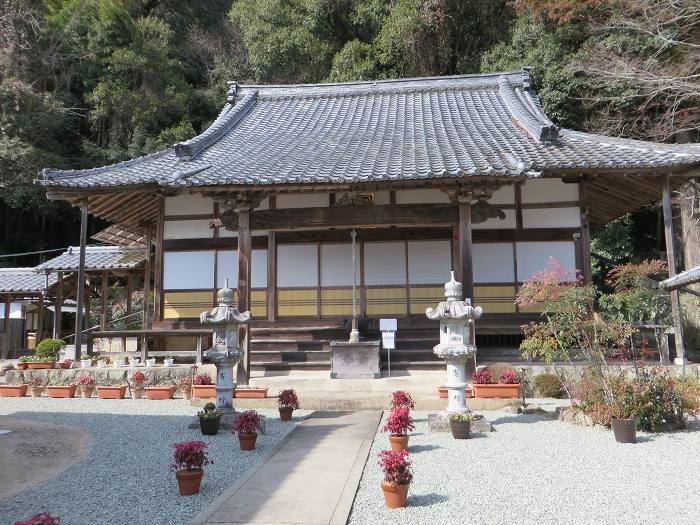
[0,268,57,294]
[34,246,147,272]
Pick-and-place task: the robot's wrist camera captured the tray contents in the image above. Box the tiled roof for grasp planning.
[40,69,700,189]
[34,246,147,272]
[0,268,56,294]
[659,266,700,292]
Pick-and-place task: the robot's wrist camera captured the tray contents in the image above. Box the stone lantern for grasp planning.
[200,279,251,423]
[426,272,482,414]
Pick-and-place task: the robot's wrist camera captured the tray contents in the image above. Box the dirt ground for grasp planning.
[0,417,92,500]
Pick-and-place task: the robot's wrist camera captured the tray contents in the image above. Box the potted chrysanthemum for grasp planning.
[277,389,299,421]
[198,402,222,435]
[448,413,474,439]
[232,410,262,450]
[382,408,414,452]
[378,449,413,509]
[170,440,211,496]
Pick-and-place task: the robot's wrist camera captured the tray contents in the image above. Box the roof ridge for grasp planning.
[40,148,173,181]
[498,76,558,143]
[0,267,36,273]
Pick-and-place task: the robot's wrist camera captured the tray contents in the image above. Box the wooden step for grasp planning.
[250,361,330,372]
[251,350,331,364]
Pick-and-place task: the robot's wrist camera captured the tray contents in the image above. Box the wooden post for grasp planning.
[267,231,277,322]
[53,272,63,339]
[662,175,686,365]
[100,270,108,330]
[73,200,88,360]
[153,195,164,324]
[141,224,152,361]
[458,193,474,301]
[2,294,10,359]
[237,203,252,385]
[579,183,593,284]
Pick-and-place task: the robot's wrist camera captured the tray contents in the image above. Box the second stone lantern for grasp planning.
[426,272,482,415]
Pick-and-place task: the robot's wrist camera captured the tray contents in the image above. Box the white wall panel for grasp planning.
[252,250,268,288]
[516,241,576,281]
[364,242,406,285]
[164,194,213,215]
[396,189,450,204]
[473,243,515,283]
[407,241,451,284]
[472,209,517,230]
[320,244,353,286]
[216,249,268,288]
[164,220,212,239]
[521,178,579,203]
[522,207,581,228]
[488,185,515,205]
[164,251,215,289]
[276,194,329,209]
[277,244,318,287]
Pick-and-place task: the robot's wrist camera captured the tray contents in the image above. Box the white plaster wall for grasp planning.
[521,178,579,203]
[407,240,451,284]
[488,185,515,205]
[320,244,353,286]
[516,241,576,281]
[472,209,517,230]
[364,242,407,285]
[163,251,215,289]
[522,207,581,228]
[164,194,213,215]
[277,244,318,287]
[276,194,329,209]
[164,220,213,239]
[473,243,515,283]
[395,189,450,204]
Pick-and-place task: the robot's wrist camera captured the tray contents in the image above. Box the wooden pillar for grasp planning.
[141,224,152,361]
[579,183,593,284]
[662,175,686,365]
[2,294,10,359]
[36,292,45,342]
[100,270,108,330]
[53,272,63,339]
[153,195,164,324]
[458,194,474,300]
[267,231,277,322]
[73,200,88,360]
[237,204,252,385]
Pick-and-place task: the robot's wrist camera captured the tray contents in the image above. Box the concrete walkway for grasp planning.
[192,410,381,525]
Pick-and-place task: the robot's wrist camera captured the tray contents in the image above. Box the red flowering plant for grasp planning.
[170,440,211,472]
[499,370,520,385]
[377,449,413,486]
[232,410,262,434]
[13,513,60,525]
[472,368,493,385]
[194,373,213,385]
[390,390,414,410]
[278,389,299,410]
[77,375,95,387]
[130,371,147,389]
[382,408,415,437]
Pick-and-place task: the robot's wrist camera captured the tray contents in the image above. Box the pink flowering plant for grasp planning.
[390,390,414,410]
[130,370,147,389]
[194,373,212,385]
[378,449,413,486]
[179,376,192,389]
[232,410,262,434]
[472,368,493,385]
[382,408,415,436]
[278,389,299,410]
[77,375,95,387]
[170,440,211,472]
[499,370,520,384]
[13,512,61,525]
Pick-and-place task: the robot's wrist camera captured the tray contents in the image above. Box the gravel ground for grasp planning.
[0,398,309,525]
[349,406,700,525]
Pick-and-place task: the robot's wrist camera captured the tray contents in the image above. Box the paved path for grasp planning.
[192,410,381,525]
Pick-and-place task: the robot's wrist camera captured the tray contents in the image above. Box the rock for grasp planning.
[557,406,595,427]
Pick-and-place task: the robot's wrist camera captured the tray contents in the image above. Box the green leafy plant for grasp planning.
[448,413,474,422]
[203,402,216,412]
[533,373,563,398]
[35,339,65,360]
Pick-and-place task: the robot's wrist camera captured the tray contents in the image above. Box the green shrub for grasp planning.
[34,338,65,360]
[203,402,216,412]
[533,373,563,398]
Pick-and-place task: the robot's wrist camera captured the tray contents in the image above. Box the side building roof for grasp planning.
[0,268,57,294]
[34,246,147,272]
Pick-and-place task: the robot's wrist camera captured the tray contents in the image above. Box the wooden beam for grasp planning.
[100,270,109,330]
[237,204,252,385]
[662,175,686,365]
[53,272,63,339]
[141,224,152,361]
[2,294,10,359]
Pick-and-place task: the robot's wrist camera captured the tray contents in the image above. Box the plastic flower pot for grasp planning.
[164,358,174,367]
[234,387,268,398]
[29,386,44,398]
[175,469,203,496]
[97,385,127,399]
[27,361,55,370]
[380,481,410,509]
[129,358,140,367]
[112,359,125,368]
[449,420,471,439]
[389,435,409,452]
[199,418,220,436]
[80,385,94,399]
[145,386,175,400]
[146,358,156,368]
[238,432,258,451]
[192,385,216,398]
[279,407,294,421]
[612,417,637,444]
[97,361,107,369]
[472,383,520,398]
[0,384,28,397]
[47,385,77,398]
[80,359,92,368]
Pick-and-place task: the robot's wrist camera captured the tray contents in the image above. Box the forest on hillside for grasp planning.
[0,0,698,275]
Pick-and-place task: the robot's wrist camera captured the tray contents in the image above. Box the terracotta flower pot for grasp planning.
[47,385,77,398]
[472,383,520,398]
[182,389,192,400]
[80,385,94,399]
[389,435,409,452]
[279,407,294,421]
[58,361,73,369]
[449,420,471,439]
[27,361,55,370]
[97,385,127,399]
[612,417,637,444]
[17,362,28,370]
[199,418,221,435]
[0,384,28,397]
[238,432,258,451]
[192,385,216,399]
[234,387,268,398]
[175,468,203,496]
[380,480,410,509]
[131,388,144,399]
[30,386,44,398]
[438,387,472,399]
[145,386,175,400]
